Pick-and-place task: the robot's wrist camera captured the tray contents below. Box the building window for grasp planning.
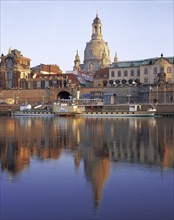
[167,78,172,83]
[167,67,172,73]
[37,81,41,89]
[124,70,128,77]
[154,67,158,74]
[111,71,115,77]
[144,67,148,75]
[160,66,164,73]
[137,69,140,76]
[29,81,33,89]
[118,71,121,77]
[52,80,57,86]
[154,78,158,83]
[131,70,134,76]
[144,77,148,84]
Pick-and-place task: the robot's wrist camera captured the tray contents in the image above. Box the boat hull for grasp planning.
[78,111,156,117]
[12,110,55,117]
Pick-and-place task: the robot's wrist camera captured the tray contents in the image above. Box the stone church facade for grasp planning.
[74,14,111,74]
[0,48,31,89]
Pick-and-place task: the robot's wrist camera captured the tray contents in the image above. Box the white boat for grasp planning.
[12,104,55,117]
[53,101,80,116]
[53,99,156,117]
[20,104,32,111]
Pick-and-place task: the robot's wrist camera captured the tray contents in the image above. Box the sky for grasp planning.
[0,0,173,72]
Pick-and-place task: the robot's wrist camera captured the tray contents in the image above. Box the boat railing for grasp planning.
[54,99,104,106]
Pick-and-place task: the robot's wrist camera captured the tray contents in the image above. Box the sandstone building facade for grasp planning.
[74,14,111,74]
[0,48,31,89]
[108,53,174,86]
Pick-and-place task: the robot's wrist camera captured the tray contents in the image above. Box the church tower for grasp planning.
[91,13,103,40]
[73,50,81,71]
[83,14,111,74]
[114,52,118,63]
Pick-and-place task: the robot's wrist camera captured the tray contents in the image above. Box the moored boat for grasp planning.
[53,101,81,116]
[53,99,156,117]
[12,104,55,117]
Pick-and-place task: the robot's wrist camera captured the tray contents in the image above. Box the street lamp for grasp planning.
[149,86,152,103]
[156,84,159,105]
[164,84,166,103]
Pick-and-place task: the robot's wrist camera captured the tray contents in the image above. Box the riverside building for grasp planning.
[0,48,31,89]
[108,53,174,86]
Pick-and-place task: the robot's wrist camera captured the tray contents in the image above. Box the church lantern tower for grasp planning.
[83,14,111,74]
[91,13,103,40]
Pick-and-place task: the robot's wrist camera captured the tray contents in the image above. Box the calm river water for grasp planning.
[0,116,174,220]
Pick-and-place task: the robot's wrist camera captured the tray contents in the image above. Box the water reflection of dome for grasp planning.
[91,158,110,208]
[82,147,110,208]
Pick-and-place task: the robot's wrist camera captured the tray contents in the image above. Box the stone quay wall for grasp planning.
[0,86,174,114]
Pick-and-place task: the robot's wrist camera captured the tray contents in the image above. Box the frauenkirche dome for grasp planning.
[83,14,111,74]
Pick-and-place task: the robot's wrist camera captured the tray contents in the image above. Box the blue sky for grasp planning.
[1,0,173,72]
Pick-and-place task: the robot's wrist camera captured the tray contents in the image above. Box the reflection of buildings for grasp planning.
[73,117,174,207]
[0,117,173,207]
[1,139,30,175]
[84,156,110,208]
[0,118,60,175]
[74,144,110,208]
[105,118,174,169]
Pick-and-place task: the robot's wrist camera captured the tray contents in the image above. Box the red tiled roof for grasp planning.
[40,64,62,73]
[93,67,109,78]
[65,74,80,85]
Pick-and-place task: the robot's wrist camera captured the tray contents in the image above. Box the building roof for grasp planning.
[93,67,109,78]
[31,64,62,74]
[93,15,101,24]
[111,60,142,68]
[110,56,174,68]
[65,73,81,85]
[34,73,62,79]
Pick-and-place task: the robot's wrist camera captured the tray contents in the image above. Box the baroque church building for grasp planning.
[74,14,111,74]
[0,48,31,89]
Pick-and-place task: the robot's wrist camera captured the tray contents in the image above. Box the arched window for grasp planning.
[131,70,134,76]
[154,67,158,74]
[95,26,97,33]
[137,69,140,76]
[167,67,171,73]
[118,71,121,77]
[124,70,128,77]
[111,71,115,77]
[160,66,164,73]
[144,67,148,75]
